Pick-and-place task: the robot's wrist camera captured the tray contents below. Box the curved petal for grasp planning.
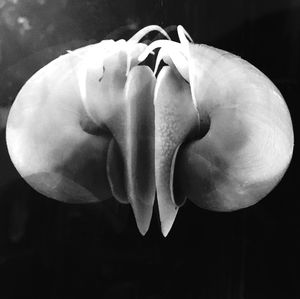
[154,66,199,236]
[175,44,294,211]
[6,51,112,203]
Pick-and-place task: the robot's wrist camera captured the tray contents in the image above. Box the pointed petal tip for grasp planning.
[159,203,179,237]
[131,199,154,236]
[137,224,148,236]
[135,216,150,236]
[161,214,177,237]
[161,223,171,237]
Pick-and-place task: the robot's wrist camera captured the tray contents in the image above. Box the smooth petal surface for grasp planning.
[123,66,156,235]
[174,44,294,211]
[6,50,112,203]
[6,40,156,235]
[84,47,156,234]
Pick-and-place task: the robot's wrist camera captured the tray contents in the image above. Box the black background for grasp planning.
[0,0,299,298]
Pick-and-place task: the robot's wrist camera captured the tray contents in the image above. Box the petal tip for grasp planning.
[159,203,179,237]
[131,200,154,236]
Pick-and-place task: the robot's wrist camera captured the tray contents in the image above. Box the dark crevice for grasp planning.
[79,113,111,137]
[172,113,211,207]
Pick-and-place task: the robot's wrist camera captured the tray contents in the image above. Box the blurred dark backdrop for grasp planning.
[0,0,299,298]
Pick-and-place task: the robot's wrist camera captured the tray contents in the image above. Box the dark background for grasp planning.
[0,0,299,298]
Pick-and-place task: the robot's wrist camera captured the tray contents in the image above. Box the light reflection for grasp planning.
[17,16,31,34]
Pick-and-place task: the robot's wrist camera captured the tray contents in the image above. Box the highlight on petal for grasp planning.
[138,40,182,63]
[138,39,190,82]
[128,25,171,43]
[177,25,193,45]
